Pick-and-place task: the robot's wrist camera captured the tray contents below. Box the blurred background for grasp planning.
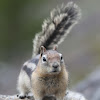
[0,0,100,95]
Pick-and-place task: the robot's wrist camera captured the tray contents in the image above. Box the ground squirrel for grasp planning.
[17,2,81,100]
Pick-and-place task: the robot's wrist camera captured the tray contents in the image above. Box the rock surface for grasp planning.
[0,90,86,100]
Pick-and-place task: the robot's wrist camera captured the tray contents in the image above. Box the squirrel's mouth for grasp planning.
[49,69,60,74]
[53,70,57,72]
[52,69,59,73]
[49,67,60,74]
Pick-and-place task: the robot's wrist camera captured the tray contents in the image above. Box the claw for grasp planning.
[17,94,26,99]
[19,95,26,99]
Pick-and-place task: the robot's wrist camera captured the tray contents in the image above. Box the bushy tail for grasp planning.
[32,2,81,57]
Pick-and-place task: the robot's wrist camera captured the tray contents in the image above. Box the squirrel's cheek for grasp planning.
[46,67,51,73]
[58,67,61,72]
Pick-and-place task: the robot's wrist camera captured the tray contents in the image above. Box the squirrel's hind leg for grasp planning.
[17,70,31,99]
[17,92,27,99]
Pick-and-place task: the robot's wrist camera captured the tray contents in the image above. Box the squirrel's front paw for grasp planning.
[17,94,26,99]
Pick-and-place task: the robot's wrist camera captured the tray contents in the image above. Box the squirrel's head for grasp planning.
[38,46,65,75]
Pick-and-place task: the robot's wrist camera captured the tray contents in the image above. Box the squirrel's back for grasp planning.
[22,55,39,78]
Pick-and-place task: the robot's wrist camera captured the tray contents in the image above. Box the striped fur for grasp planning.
[33,2,81,57]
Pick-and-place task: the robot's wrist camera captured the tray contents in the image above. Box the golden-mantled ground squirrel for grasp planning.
[17,2,81,100]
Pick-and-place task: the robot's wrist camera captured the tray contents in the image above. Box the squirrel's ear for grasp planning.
[53,45,58,51]
[40,46,46,56]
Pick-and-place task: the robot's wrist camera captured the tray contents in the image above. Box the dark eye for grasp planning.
[43,57,46,62]
[61,56,63,60]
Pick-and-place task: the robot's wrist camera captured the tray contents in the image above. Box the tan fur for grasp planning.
[32,68,68,100]
[31,50,68,100]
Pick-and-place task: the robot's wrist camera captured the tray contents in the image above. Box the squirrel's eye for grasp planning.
[43,57,46,62]
[61,56,63,60]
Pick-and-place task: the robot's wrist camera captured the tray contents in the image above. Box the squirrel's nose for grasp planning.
[52,62,59,68]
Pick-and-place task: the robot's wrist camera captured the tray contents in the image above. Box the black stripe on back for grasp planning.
[23,65,33,78]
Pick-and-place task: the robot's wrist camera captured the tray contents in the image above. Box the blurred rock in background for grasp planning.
[73,67,100,100]
[0,0,100,95]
